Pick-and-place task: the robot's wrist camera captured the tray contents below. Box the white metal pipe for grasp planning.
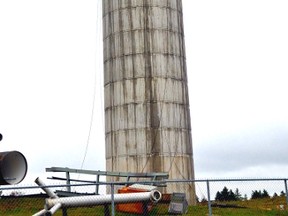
[32,209,47,216]
[32,203,62,216]
[35,177,58,198]
[45,190,162,208]
[45,203,62,216]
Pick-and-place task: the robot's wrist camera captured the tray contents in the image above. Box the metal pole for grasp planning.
[142,201,148,215]
[35,178,58,198]
[32,209,47,216]
[62,208,67,216]
[45,190,162,208]
[111,183,115,216]
[104,204,110,216]
[46,203,62,216]
[66,172,71,192]
[206,180,212,216]
[284,179,288,206]
[96,175,100,195]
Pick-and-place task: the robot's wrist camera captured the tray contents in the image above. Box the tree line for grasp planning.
[214,186,286,201]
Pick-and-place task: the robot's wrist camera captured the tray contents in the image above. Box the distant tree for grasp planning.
[273,192,278,198]
[221,187,229,200]
[251,190,262,199]
[200,197,208,203]
[243,194,248,200]
[235,188,242,200]
[280,191,286,197]
[215,186,229,201]
[262,189,270,198]
[215,191,222,201]
[251,189,270,199]
[215,187,240,201]
[228,189,237,201]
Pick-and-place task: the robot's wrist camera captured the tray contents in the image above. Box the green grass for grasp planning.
[0,196,287,215]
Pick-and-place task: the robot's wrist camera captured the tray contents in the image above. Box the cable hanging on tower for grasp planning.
[80,0,103,170]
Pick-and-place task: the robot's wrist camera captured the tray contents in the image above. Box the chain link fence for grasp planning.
[1,178,288,215]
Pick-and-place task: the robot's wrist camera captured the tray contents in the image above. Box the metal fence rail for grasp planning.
[1,178,288,215]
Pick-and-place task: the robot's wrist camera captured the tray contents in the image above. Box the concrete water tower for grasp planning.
[103,0,195,204]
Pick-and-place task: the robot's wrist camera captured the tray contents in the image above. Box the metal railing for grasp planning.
[46,166,168,195]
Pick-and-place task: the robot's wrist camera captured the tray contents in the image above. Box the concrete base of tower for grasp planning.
[106,155,196,205]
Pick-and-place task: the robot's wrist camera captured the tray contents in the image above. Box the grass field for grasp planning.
[0,195,288,215]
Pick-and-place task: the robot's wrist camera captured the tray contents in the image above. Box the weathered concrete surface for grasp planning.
[103,0,195,204]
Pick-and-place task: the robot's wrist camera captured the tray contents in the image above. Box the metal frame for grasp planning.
[46,166,168,195]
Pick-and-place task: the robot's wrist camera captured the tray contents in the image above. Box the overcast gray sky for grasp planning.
[184,0,288,178]
[0,0,288,185]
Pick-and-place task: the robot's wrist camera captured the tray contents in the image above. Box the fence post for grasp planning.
[96,175,100,195]
[111,183,115,216]
[206,180,212,216]
[66,171,71,192]
[284,179,288,206]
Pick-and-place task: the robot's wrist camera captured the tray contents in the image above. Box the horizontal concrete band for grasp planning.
[103,31,185,61]
[103,29,183,41]
[105,126,191,133]
[105,107,191,130]
[104,76,188,86]
[104,100,190,110]
[103,0,182,14]
[103,52,186,65]
[105,84,189,107]
[106,133,193,157]
[103,10,182,35]
[106,155,193,178]
[106,154,193,160]
[104,54,187,84]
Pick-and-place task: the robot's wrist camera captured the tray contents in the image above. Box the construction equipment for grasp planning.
[33,178,162,216]
[116,184,159,214]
